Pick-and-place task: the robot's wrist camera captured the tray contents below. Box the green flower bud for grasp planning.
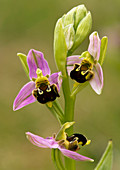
[70,11,92,53]
[62,7,76,27]
[74,5,87,30]
[61,4,90,53]
[54,5,92,76]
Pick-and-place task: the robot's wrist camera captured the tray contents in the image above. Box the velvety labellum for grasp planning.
[65,133,88,151]
[67,133,87,146]
[70,62,94,83]
[32,84,60,104]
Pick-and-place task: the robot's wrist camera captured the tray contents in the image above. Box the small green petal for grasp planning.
[99,36,108,65]
[80,51,94,63]
[54,18,68,76]
[55,122,75,141]
[17,53,29,79]
[95,140,113,170]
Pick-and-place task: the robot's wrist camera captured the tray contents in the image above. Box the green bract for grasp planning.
[54,18,68,76]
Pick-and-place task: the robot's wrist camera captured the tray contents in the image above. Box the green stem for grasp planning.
[62,77,76,127]
[64,157,75,170]
[52,149,65,170]
[57,149,66,170]
[62,76,76,170]
[51,149,59,170]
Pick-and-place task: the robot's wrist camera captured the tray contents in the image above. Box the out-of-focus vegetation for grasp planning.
[0,0,120,169]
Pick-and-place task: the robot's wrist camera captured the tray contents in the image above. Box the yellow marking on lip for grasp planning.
[75,67,80,71]
[46,85,51,92]
[85,140,91,145]
[81,70,88,75]
[78,141,83,145]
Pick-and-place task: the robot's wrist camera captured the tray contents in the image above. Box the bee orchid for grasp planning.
[26,122,94,162]
[13,49,62,111]
[67,32,106,95]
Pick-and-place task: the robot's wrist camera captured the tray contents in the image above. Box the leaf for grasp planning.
[94,140,113,170]
[54,18,68,76]
[99,36,108,65]
[17,53,29,78]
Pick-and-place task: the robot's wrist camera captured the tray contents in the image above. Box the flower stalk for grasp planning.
[47,100,64,124]
[52,149,66,170]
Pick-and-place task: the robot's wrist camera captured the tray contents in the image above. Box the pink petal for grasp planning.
[27,49,51,80]
[67,55,81,65]
[26,132,59,149]
[13,81,36,111]
[48,72,62,92]
[90,63,103,95]
[67,66,75,76]
[88,32,101,61]
[67,56,83,75]
[59,148,94,162]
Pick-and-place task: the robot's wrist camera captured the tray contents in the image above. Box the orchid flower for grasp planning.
[13,49,62,111]
[26,122,94,162]
[67,31,106,95]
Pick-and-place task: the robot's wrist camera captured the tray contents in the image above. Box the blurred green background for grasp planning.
[0,0,120,169]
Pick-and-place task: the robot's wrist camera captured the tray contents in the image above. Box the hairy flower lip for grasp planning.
[13,49,62,111]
